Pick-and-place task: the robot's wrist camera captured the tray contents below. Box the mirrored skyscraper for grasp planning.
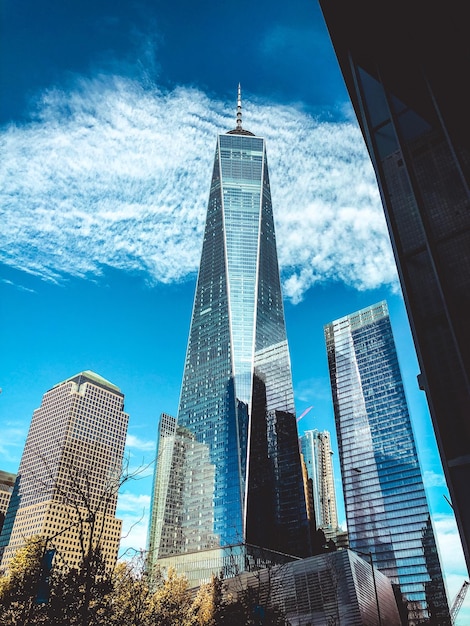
[147,90,310,583]
[325,302,450,624]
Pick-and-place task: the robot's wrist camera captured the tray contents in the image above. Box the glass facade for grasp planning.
[300,430,340,542]
[147,119,309,581]
[319,0,470,574]
[325,302,450,624]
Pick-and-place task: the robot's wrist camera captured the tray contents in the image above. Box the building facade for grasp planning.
[299,430,342,544]
[0,371,128,572]
[318,0,470,573]
[147,90,310,582]
[225,549,401,626]
[0,471,16,535]
[325,302,450,624]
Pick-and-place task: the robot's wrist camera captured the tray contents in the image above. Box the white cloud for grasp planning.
[0,422,29,462]
[1,279,36,293]
[432,513,470,620]
[1,76,398,302]
[118,491,150,512]
[423,469,447,489]
[126,433,156,453]
[117,491,150,556]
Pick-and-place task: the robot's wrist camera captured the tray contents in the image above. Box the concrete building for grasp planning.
[300,429,344,544]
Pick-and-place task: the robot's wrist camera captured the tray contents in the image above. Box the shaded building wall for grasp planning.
[318,0,470,573]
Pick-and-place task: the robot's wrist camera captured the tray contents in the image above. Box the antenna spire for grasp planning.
[236,83,242,130]
[226,84,254,136]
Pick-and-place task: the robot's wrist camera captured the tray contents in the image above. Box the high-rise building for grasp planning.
[325,301,450,624]
[299,429,341,543]
[0,371,128,572]
[0,471,16,535]
[318,0,470,573]
[147,88,310,584]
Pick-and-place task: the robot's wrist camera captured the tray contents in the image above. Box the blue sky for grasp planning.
[1,0,468,618]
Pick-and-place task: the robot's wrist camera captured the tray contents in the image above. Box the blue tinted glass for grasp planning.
[325,301,449,622]
[148,131,309,576]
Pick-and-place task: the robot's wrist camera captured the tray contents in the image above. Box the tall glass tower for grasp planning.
[325,301,450,624]
[147,89,310,584]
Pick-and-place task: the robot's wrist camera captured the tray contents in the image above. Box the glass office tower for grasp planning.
[325,302,450,625]
[318,0,470,574]
[147,91,309,583]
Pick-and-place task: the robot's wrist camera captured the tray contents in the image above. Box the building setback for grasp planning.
[147,88,310,584]
[0,371,129,572]
[325,302,450,625]
[318,0,470,573]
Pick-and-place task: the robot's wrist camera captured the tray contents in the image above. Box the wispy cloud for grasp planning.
[0,278,36,293]
[117,491,150,555]
[423,469,447,489]
[1,76,397,303]
[294,376,333,405]
[0,423,29,462]
[126,433,156,453]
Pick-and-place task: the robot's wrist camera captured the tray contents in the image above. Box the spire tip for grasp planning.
[236,84,242,130]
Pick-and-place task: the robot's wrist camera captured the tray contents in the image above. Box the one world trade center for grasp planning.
[147,89,310,584]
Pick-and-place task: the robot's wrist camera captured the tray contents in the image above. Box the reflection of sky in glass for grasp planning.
[220,134,263,404]
[326,302,449,621]
[148,130,307,571]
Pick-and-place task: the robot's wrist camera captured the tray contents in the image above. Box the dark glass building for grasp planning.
[325,301,450,624]
[147,90,310,584]
[318,0,470,573]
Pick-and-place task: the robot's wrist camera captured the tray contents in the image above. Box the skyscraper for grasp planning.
[318,0,470,573]
[299,430,340,543]
[0,371,128,572]
[0,471,16,535]
[325,301,450,624]
[147,89,310,584]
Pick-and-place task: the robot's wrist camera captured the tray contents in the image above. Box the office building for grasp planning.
[299,429,342,544]
[325,302,450,624]
[147,88,310,583]
[318,0,470,573]
[0,371,128,572]
[0,471,16,535]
